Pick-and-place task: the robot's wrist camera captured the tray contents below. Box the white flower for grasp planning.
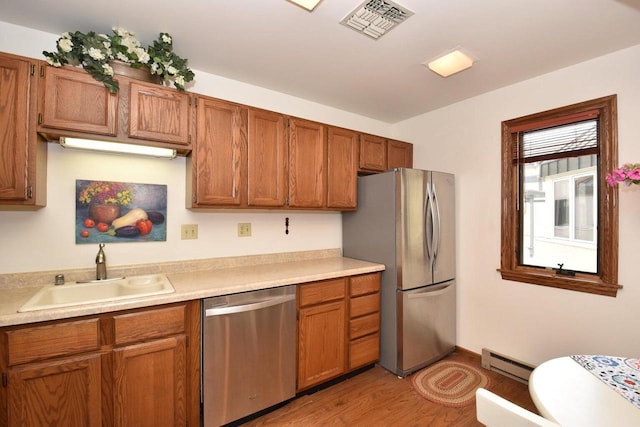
[46,57,61,67]
[175,75,185,86]
[87,47,105,61]
[58,38,73,53]
[161,34,172,44]
[102,63,114,76]
[167,65,178,75]
[113,27,126,37]
[135,48,150,64]
[150,62,159,73]
[116,52,129,62]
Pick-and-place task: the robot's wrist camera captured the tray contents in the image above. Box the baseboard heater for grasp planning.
[481,348,535,384]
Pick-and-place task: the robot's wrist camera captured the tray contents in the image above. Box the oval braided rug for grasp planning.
[411,360,490,407]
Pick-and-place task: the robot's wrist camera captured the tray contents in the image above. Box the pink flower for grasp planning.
[627,168,640,181]
[607,163,640,187]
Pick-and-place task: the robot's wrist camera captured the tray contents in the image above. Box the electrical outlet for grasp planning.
[181,224,198,240]
[238,223,251,237]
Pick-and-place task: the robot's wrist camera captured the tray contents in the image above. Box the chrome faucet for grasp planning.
[96,243,107,280]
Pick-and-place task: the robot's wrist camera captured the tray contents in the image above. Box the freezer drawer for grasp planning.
[398,281,456,375]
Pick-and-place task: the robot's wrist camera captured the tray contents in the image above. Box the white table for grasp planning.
[529,356,640,427]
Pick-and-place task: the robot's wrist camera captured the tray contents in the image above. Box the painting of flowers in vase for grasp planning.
[75,180,167,244]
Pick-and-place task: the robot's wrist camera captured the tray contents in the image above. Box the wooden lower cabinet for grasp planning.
[297,272,381,391]
[298,300,346,390]
[8,353,102,426]
[113,336,187,427]
[0,301,200,427]
[348,273,381,370]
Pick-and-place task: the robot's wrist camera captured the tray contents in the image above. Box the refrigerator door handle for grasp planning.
[406,282,453,299]
[424,184,433,261]
[432,182,441,262]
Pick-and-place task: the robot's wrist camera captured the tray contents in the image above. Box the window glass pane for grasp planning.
[554,180,569,238]
[574,176,594,241]
[520,154,597,273]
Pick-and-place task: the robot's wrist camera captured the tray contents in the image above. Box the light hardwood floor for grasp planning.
[241,349,537,426]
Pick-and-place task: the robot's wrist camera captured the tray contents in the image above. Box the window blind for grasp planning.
[511,114,600,164]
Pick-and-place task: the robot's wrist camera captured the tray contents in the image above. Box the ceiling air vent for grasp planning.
[340,0,414,40]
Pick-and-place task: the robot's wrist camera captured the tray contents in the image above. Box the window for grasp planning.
[500,95,620,297]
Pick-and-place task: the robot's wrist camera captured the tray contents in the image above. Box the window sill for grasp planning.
[497,268,621,297]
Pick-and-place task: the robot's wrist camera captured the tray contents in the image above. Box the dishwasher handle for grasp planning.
[205,294,295,316]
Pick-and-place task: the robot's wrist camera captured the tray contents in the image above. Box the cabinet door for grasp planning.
[0,53,45,206]
[113,336,187,427]
[7,353,102,427]
[359,134,387,172]
[247,109,287,207]
[327,127,358,209]
[128,82,190,145]
[298,301,346,390]
[288,118,325,208]
[191,97,247,206]
[40,65,118,136]
[387,139,413,169]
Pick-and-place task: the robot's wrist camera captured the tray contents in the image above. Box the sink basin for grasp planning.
[18,274,175,312]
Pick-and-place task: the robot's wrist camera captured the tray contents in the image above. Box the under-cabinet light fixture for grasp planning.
[425,49,475,78]
[59,137,177,159]
[287,0,322,11]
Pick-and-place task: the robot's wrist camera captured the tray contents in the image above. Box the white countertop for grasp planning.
[0,256,384,327]
[529,356,640,427]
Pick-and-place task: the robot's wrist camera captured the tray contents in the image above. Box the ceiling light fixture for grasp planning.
[425,49,475,78]
[287,0,322,11]
[59,137,177,159]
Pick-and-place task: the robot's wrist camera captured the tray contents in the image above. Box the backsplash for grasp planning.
[0,248,342,289]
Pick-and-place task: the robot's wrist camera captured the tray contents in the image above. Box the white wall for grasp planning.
[395,44,640,364]
[0,21,392,274]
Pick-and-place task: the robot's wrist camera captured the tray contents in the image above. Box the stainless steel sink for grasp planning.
[18,274,175,312]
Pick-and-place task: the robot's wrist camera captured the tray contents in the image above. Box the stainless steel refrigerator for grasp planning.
[343,168,456,377]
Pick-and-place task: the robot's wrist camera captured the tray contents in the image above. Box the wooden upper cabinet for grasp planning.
[327,127,358,209]
[387,139,413,169]
[190,96,247,207]
[359,134,387,172]
[288,118,326,208]
[40,65,118,136]
[0,52,46,207]
[360,135,414,173]
[37,65,192,155]
[128,81,191,145]
[247,108,287,207]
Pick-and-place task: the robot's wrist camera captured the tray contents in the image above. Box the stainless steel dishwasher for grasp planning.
[201,285,296,426]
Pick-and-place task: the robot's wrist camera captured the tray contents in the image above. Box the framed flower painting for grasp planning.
[75,179,167,244]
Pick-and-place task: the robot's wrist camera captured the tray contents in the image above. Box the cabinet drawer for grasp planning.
[114,304,185,345]
[350,313,380,340]
[299,278,346,307]
[6,318,100,366]
[350,273,380,297]
[349,333,380,369]
[350,293,380,318]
